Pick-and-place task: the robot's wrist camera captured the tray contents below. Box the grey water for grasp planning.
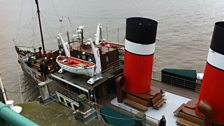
[1,0,224,103]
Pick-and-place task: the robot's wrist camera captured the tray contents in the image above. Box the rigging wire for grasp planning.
[31,13,38,47]
[59,16,66,33]
[50,0,60,19]
[41,13,126,20]
[39,13,56,43]
[15,0,24,42]
[30,0,37,47]
[16,12,37,45]
[67,17,76,34]
[49,0,67,33]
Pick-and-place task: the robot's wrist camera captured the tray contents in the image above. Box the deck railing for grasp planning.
[48,81,86,101]
[102,60,123,76]
[152,71,202,93]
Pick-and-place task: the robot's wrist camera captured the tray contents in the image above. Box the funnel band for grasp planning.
[207,48,224,70]
[125,39,155,55]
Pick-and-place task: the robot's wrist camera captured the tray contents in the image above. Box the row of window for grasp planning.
[57,92,79,110]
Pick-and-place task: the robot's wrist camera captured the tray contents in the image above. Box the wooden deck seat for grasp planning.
[176,118,200,126]
[151,93,166,109]
[126,94,150,107]
[153,98,166,109]
[152,93,162,104]
[124,98,148,112]
[178,111,204,125]
[173,104,185,116]
[182,107,203,119]
[185,100,197,109]
[123,86,162,100]
[127,92,153,100]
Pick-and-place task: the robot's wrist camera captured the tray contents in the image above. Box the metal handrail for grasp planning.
[152,71,202,92]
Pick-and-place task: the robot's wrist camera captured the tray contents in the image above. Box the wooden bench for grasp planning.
[178,111,204,125]
[185,100,197,109]
[124,98,148,112]
[152,93,162,104]
[173,104,185,116]
[151,93,166,109]
[182,107,203,119]
[128,92,153,100]
[153,98,166,109]
[176,118,200,126]
[126,94,150,107]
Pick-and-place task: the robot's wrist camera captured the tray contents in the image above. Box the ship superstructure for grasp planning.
[13,1,224,126]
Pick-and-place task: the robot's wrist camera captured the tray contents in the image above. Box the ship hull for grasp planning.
[18,55,40,84]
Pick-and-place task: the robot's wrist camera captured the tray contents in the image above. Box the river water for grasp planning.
[1,0,224,103]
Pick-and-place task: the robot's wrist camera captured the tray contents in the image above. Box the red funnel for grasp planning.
[124,17,158,93]
[196,22,224,122]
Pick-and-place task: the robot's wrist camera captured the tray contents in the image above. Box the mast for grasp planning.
[35,0,46,54]
[67,32,70,43]
[81,28,84,46]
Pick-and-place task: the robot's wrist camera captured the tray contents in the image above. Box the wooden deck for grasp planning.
[151,79,199,99]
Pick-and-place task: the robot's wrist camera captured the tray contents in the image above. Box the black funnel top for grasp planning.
[210,22,224,55]
[126,17,158,44]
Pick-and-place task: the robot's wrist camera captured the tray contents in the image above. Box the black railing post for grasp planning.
[159,115,166,126]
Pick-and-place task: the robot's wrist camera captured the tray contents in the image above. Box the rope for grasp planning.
[50,0,60,19]
[67,17,76,34]
[49,0,66,34]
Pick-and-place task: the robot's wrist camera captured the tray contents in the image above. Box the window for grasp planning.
[106,56,109,63]
[59,96,64,103]
[66,100,71,108]
[73,105,78,110]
